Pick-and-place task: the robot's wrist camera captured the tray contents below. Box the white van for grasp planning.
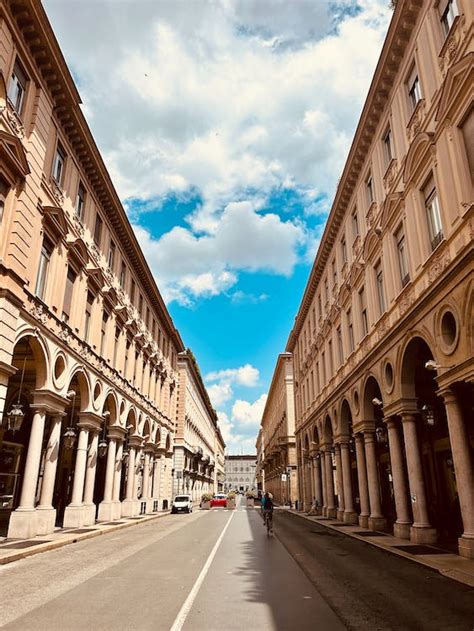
[171,494,193,514]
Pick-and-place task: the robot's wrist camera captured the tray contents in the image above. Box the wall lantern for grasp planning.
[375,426,387,445]
[5,349,28,433]
[63,390,77,450]
[421,404,435,427]
[98,410,110,458]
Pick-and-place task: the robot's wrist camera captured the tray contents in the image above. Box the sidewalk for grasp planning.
[0,511,170,566]
[285,509,474,588]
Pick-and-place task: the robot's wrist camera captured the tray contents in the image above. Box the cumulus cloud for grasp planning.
[232,394,268,428]
[217,392,268,454]
[206,364,259,387]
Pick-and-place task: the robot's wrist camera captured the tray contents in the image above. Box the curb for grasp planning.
[0,511,170,566]
[285,510,474,588]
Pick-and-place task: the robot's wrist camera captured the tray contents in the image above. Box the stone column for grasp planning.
[320,453,327,515]
[341,441,357,524]
[142,450,151,513]
[355,434,370,528]
[334,444,344,520]
[324,449,336,518]
[63,425,90,527]
[441,390,474,558]
[313,456,323,513]
[36,414,64,535]
[98,436,117,521]
[8,407,46,539]
[112,440,124,519]
[83,430,99,525]
[364,430,387,531]
[121,445,137,517]
[401,413,436,544]
[386,418,411,539]
[153,452,163,510]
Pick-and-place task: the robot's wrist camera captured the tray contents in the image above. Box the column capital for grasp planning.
[436,386,457,404]
[31,389,70,415]
[400,411,417,424]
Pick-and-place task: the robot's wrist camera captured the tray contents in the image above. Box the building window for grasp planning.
[93,214,103,247]
[7,59,27,114]
[321,351,326,385]
[62,266,77,323]
[460,107,474,182]
[35,237,53,301]
[352,207,359,239]
[84,290,94,343]
[340,235,347,264]
[139,294,144,317]
[441,0,458,37]
[383,127,393,166]
[107,240,116,270]
[424,177,443,250]
[324,278,329,303]
[328,340,333,377]
[375,261,386,315]
[120,261,127,289]
[359,286,368,337]
[408,66,422,111]
[366,173,374,205]
[337,326,344,365]
[100,310,109,357]
[395,226,410,287]
[347,309,354,353]
[317,294,322,319]
[130,278,136,305]
[331,260,337,287]
[52,142,66,186]
[0,176,9,224]
[124,338,131,377]
[113,327,120,369]
[75,182,86,220]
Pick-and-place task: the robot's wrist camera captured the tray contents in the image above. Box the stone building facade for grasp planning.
[0,0,184,539]
[287,0,473,558]
[214,427,226,493]
[173,350,224,502]
[224,455,257,492]
[255,428,264,493]
[259,354,298,505]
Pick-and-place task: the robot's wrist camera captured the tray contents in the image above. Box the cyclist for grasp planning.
[262,492,274,531]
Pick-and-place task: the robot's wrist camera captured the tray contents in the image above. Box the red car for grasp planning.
[210,493,227,508]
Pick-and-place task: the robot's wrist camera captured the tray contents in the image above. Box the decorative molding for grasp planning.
[428,247,451,282]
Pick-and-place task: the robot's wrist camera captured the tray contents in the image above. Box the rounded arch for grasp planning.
[362,375,383,421]
[65,367,90,412]
[126,407,137,433]
[165,433,171,451]
[102,391,118,425]
[142,417,151,440]
[400,335,435,400]
[312,425,320,447]
[0,71,6,109]
[152,424,161,445]
[323,414,333,444]
[340,398,353,437]
[13,329,50,390]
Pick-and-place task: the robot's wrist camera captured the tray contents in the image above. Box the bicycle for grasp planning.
[263,509,273,535]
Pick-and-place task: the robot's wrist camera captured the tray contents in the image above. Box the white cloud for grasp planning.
[206,364,259,388]
[208,382,234,408]
[217,392,268,454]
[232,394,267,428]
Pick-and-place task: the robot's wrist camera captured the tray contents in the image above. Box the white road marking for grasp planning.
[170,511,235,631]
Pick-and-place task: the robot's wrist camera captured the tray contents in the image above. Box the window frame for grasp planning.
[52,141,66,187]
[7,58,28,115]
[440,0,459,38]
[375,260,386,315]
[395,225,410,287]
[75,181,86,221]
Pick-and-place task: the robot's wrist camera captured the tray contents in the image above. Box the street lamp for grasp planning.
[63,390,77,450]
[375,426,387,445]
[4,349,28,433]
[98,411,110,458]
[421,404,435,427]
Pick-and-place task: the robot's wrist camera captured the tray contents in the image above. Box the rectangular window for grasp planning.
[340,235,347,264]
[113,326,120,368]
[395,226,410,287]
[383,127,393,166]
[35,237,53,301]
[441,0,459,37]
[424,177,443,250]
[106,240,115,270]
[317,295,322,319]
[52,142,66,186]
[375,261,386,314]
[359,286,368,337]
[130,278,136,305]
[366,173,374,205]
[0,176,9,225]
[100,310,109,357]
[328,340,333,377]
[75,182,86,220]
[337,326,344,365]
[124,338,131,377]
[332,260,337,286]
[324,278,329,303]
[62,266,77,322]
[7,59,27,114]
[408,66,422,110]
[352,207,359,239]
[460,107,474,182]
[93,214,103,246]
[347,309,354,353]
[139,294,144,317]
[120,262,127,289]
[146,306,150,328]
[321,351,326,385]
[84,290,94,343]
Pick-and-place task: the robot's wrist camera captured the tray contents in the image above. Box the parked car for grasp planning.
[171,494,193,514]
[210,493,227,508]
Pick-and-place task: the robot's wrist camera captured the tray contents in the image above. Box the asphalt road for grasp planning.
[273,510,474,631]
[0,499,342,630]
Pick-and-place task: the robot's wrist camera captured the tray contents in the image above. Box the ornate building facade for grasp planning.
[287,0,473,558]
[224,455,257,492]
[259,354,298,505]
[0,0,184,539]
[173,350,224,502]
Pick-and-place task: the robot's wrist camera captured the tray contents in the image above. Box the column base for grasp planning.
[7,508,38,539]
[145,499,154,514]
[63,504,86,528]
[368,516,387,532]
[83,504,96,526]
[358,514,369,528]
[36,506,57,535]
[410,525,437,544]
[326,507,337,518]
[458,536,474,559]
[393,521,412,539]
[97,501,115,522]
[343,510,359,525]
[112,501,122,520]
[121,499,138,517]
[336,509,345,521]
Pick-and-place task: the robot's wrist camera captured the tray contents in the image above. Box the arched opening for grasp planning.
[53,370,89,527]
[362,376,396,530]
[0,336,47,536]
[401,337,460,547]
[341,398,359,517]
[93,394,116,518]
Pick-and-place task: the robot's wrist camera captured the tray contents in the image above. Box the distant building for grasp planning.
[224,455,256,491]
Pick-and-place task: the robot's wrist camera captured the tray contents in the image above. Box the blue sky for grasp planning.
[44,0,392,452]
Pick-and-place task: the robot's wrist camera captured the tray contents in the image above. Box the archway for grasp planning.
[362,376,396,529]
[93,393,116,517]
[401,337,460,546]
[0,336,47,536]
[341,399,359,516]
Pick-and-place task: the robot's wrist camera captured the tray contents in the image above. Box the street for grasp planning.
[1,499,473,630]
